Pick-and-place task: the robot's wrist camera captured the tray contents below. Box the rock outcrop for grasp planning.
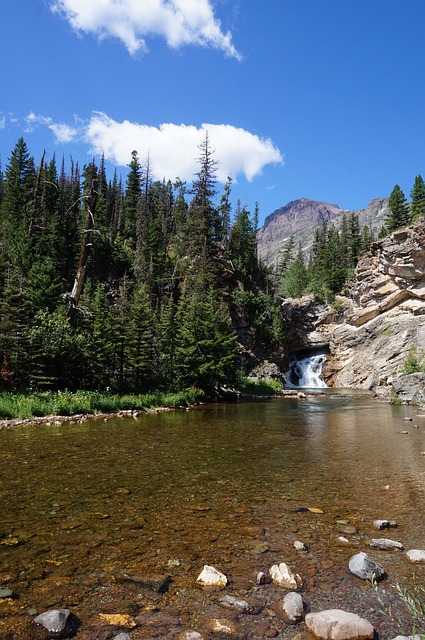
[278,218,425,398]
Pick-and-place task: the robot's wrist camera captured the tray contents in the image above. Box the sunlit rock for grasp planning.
[370,538,404,551]
[282,591,305,622]
[406,549,425,563]
[305,609,374,640]
[269,562,302,589]
[204,618,238,635]
[33,609,71,633]
[348,552,385,581]
[294,540,308,551]
[196,565,227,587]
[373,519,397,530]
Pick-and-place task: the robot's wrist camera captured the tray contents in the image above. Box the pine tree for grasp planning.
[386,184,410,231]
[410,175,425,220]
[174,289,236,391]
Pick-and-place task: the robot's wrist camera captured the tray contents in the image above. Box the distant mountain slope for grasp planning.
[257,196,389,266]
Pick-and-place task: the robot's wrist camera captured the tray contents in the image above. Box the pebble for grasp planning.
[373,519,397,530]
[294,540,308,551]
[0,587,14,599]
[282,591,305,622]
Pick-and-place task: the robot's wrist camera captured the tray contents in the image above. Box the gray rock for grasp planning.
[389,636,421,640]
[406,549,425,563]
[282,591,305,622]
[348,552,385,581]
[114,634,133,640]
[33,609,71,633]
[0,587,14,599]
[305,609,375,640]
[219,595,251,612]
[370,538,404,551]
[392,373,425,405]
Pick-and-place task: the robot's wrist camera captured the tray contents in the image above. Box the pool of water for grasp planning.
[1,392,424,639]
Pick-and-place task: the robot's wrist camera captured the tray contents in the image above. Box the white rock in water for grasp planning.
[114,634,133,640]
[34,609,71,633]
[256,571,267,585]
[269,562,302,589]
[370,538,404,550]
[390,635,421,640]
[305,609,374,640]
[294,540,307,551]
[196,565,227,587]
[373,519,397,530]
[406,549,425,563]
[282,591,304,622]
[348,552,385,581]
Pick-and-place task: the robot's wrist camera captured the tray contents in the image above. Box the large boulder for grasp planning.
[305,609,374,640]
[348,552,385,581]
[391,373,425,404]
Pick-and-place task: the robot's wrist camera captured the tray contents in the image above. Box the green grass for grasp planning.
[0,388,205,420]
[236,375,282,396]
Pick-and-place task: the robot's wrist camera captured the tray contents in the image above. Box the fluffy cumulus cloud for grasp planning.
[23,112,79,142]
[50,0,241,59]
[84,112,283,182]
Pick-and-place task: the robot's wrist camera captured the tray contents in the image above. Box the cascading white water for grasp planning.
[285,353,327,389]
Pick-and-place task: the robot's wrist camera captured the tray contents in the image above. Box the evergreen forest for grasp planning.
[1,136,422,396]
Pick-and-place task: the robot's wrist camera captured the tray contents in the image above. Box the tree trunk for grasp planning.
[67,180,98,326]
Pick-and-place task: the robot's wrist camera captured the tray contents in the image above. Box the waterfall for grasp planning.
[285,352,327,389]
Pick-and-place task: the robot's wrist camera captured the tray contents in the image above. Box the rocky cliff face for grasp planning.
[279,218,425,401]
[257,197,389,267]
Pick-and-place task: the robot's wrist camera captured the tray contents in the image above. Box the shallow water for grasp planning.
[1,392,425,639]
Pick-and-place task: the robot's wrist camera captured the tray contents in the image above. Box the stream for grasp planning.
[0,392,424,639]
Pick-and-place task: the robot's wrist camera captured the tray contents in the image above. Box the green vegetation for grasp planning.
[276,212,373,302]
[0,388,205,420]
[236,375,282,396]
[372,579,425,640]
[403,348,425,374]
[0,136,274,396]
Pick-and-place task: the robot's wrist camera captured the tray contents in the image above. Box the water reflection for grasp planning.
[1,393,425,637]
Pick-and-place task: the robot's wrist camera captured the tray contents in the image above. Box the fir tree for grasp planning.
[386,184,409,231]
[410,175,425,220]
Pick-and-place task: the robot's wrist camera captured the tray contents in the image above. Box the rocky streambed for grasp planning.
[0,397,424,639]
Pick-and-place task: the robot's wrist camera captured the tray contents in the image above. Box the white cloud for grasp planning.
[0,116,5,130]
[50,0,241,59]
[49,122,79,143]
[84,111,283,182]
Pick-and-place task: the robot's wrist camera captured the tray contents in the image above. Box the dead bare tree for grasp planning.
[66,179,99,326]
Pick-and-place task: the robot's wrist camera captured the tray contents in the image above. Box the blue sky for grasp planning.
[1,0,425,225]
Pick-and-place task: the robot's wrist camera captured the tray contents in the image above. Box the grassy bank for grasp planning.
[0,388,205,420]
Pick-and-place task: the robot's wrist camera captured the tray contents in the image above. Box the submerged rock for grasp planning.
[196,565,227,587]
[370,538,404,551]
[305,609,374,640]
[219,595,252,612]
[348,552,385,581]
[33,609,71,633]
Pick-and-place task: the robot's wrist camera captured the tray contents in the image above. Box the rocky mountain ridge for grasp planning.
[257,197,389,267]
[279,217,425,402]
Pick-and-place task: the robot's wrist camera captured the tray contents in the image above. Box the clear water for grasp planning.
[1,392,424,638]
